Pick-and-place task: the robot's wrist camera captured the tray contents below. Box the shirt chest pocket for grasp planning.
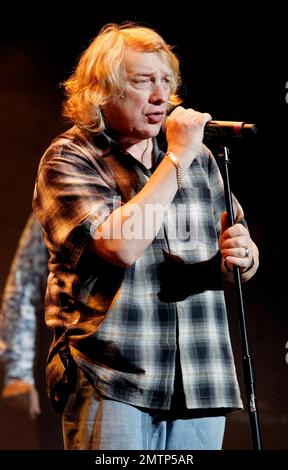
[163,187,217,258]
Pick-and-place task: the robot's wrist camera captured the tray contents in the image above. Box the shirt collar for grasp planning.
[92,128,166,174]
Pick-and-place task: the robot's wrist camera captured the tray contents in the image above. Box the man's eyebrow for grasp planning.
[132,73,152,76]
[131,72,172,77]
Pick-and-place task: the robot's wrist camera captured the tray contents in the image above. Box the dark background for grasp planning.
[0,6,287,449]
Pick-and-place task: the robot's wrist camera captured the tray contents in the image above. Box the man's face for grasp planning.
[102,48,172,144]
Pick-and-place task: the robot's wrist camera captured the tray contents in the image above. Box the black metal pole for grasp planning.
[221,145,262,450]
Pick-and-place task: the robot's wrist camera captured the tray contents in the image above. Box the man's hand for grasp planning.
[2,380,41,419]
[219,210,259,281]
[165,106,212,169]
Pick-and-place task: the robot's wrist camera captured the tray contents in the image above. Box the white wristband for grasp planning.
[166,151,183,189]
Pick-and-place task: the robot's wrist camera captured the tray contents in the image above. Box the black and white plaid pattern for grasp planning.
[33,126,242,410]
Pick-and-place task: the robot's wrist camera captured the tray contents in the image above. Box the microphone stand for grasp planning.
[220,143,262,450]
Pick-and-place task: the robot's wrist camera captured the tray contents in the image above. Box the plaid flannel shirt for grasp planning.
[33,125,243,411]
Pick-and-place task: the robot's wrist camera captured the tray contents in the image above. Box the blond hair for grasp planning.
[63,23,182,133]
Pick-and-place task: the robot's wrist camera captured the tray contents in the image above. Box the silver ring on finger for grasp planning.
[243,246,250,258]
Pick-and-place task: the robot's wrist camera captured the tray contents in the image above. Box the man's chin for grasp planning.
[144,122,163,137]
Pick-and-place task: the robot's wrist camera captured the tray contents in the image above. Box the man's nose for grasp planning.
[149,83,168,104]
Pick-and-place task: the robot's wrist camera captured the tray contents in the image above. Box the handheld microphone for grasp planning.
[205,120,257,137]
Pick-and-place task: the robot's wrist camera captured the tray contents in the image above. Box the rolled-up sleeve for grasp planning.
[33,138,120,269]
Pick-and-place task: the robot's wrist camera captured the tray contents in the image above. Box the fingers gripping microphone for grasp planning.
[205,120,257,137]
[162,116,257,142]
